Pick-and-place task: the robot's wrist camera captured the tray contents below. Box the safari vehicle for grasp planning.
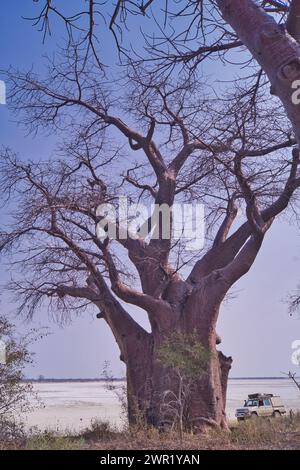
[235,393,286,421]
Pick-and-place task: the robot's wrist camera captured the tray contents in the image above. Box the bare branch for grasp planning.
[213,196,238,248]
[103,243,173,322]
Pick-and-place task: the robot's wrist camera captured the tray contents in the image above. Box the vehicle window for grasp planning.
[245,400,258,407]
[263,398,271,406]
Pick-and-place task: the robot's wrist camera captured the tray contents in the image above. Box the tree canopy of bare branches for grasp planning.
[2,0,300,429]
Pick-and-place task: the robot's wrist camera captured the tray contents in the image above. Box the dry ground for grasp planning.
[1,414,300,450]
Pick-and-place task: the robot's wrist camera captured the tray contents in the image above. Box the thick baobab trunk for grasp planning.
[125,336,232,429]
[124,297,232,430]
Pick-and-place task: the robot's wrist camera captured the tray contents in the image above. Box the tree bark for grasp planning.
[123,286,232,430]
[125,332,232,429]
[215,0,300,146]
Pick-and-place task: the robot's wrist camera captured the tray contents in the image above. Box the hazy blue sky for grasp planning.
[0,1,300,379]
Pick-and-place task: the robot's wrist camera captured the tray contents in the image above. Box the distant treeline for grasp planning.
[23,378,126,383]
[22,376,299,383]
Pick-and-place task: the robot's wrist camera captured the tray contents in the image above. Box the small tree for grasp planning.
[101,361,128,426]
[158,332,210,437]
[0,315,40,441]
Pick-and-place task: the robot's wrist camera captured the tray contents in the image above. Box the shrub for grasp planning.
[158,331,210,437]
[0,315,42,441]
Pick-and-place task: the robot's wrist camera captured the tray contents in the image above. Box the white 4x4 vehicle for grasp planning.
[235,393,286,421]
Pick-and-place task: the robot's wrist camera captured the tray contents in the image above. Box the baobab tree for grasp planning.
[2,0,300,429]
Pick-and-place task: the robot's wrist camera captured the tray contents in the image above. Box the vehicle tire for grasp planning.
[273,411,281,418]
[251,413,258,419]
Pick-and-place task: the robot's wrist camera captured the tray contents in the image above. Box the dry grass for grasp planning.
[84,414,300,450]
[1,414,300,450]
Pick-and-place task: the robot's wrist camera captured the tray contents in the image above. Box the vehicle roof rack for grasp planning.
[248,393,273,399]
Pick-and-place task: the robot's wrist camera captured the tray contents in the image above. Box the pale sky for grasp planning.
[0,1,300,379]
